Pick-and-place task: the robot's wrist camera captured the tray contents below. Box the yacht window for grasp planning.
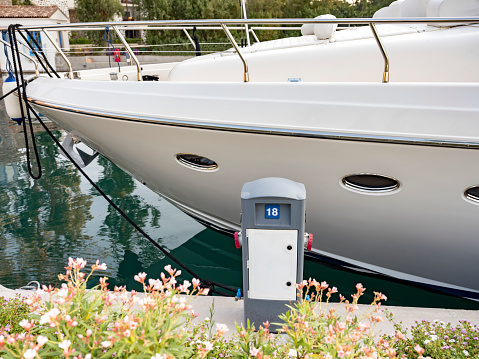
[464,186,479,203]
[176,153,218,171]
[342,174,399,193]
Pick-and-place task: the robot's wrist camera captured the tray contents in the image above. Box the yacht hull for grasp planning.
[27,78,479,297]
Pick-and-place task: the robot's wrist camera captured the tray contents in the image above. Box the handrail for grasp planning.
[221,24,249,82]
[42,29,72,79]
[111,26,142,81]
[2,17,477,83]
[369,23,389,83]
[4,17,478,31]
[0,38,39,76]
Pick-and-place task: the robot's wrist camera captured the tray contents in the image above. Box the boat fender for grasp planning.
[313,14,337,40]
[234,231,242,248]
[304,232,313,251]
[2,73,24,125]
[427,0,479,27]
[114,48,121,63]
[301,14,335,36]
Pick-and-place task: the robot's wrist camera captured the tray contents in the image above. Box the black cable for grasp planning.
[8,25,42,180]
[192,26,201,56]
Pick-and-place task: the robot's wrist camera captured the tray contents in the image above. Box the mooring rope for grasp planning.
[8,24,42,179]
[6,24,237,297]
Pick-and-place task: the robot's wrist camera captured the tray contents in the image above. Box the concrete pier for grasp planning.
[1,284,478,337]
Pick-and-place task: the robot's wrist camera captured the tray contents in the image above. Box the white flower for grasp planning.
[40,308,60,325]
[463,350,469,356]
[85,354,92,359]
[58,340,71,350]
[430,334,438,341]
[424,340,430,345]
[101,341,111,348]
[37,335,48,346]
[23,349,37,359]
[449,339,456,343]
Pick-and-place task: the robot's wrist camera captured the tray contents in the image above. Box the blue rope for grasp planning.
[2,31,15,80]
[104,27,120,72]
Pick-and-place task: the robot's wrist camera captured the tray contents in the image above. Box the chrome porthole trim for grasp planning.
[464,185,479,204]
[175,153,218,172]
[341,173,400,194]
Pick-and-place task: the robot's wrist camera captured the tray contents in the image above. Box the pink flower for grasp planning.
[69,257,87,269]
[375,291,387,301]
[92,260,107,271]
[101,341,112,348]
[371,315,384,323]
[356,283,366,293]
[199,287,210,296]
[414,344,425,355]
[250,347,261,357]
[216,323,229,336]
[134,272,147,283]
[192,278,200,288]
[164,265,175,276]
[19,319,33,331]
[148,278,164,291]
[40,308,60,325]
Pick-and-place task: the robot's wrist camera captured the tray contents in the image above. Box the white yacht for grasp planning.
[3,0,479,299]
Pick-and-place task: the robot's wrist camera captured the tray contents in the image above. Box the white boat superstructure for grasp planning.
[3,0,479,299]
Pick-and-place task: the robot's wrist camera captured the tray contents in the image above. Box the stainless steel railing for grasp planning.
[1,17,477,84]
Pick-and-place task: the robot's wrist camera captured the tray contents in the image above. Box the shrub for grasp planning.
[385,316,479,359]
[2,258,476,358]
[0,258,209,358]
[69,37,91,45]
[0,294,30,335]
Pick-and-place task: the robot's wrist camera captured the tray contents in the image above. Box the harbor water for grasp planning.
[0,102,478,309]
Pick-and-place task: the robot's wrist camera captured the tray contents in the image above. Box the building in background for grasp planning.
[0,5,70,73]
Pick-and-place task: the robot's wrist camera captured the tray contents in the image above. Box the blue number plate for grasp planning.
[265,204,280,219]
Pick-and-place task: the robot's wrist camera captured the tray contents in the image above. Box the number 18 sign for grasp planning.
[265,204,280,219]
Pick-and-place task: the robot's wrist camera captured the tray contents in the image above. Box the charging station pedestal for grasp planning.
[235,177,312,331]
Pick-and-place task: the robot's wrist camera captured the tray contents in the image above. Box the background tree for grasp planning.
[74,0,123,45]
[12,0,33,5]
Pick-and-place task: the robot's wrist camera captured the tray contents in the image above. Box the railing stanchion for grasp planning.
[221,23,249,82]
[42,29,72,79]
[111,25,142,81]
[370,22,389,83]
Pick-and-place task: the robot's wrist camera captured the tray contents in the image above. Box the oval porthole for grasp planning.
[464,185,479,203]
[342,173,399,193]
[176,153,218,171]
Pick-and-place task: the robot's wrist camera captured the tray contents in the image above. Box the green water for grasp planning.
[0,110,477,310]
